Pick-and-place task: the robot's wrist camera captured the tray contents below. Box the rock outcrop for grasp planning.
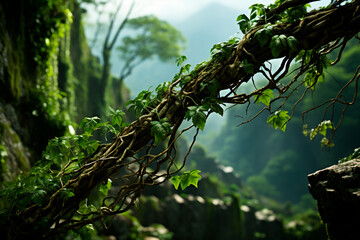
[308,159,360,240]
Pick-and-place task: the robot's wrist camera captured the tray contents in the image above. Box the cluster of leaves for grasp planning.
[255,89,274,106]
[171,170,202,190]
[185,79,224,130]
[295,50,332,89]
[237,0,309,33]
[210,37,240,60]
[237,4,266,34]
[150,118,172,144]
[268,0,310,23]
[303,120,335,148]
[267,110,291,132]
[0,109,124,211]
[126,82,171,118]
[270,34,298,58]
[0,164,61,210]
[173,56,193,87]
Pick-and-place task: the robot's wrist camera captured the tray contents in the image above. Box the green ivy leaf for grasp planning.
[267,110,290,132]
[109,107,125,130]
[170,175,181,190]
[176,55,187,67]
[209,103,224,116]
[171,170,202,190]
[237,14,251,34]
[126,89,155,116]
[255,24,273,48]
[249,3,266,20]
[155,81,170,97]
[185,106,207,131]
[304,69,324,90]
[150,118,172,143]
[270,35,287,58]
[79,117,101,135]
[99,179,112,195]
[286,36,298,55]
[255,89,274,106]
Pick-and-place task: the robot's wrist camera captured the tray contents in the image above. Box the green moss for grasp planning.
[1,123,30,172]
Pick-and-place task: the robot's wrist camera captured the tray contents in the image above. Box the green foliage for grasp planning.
[236,14,251,34]
[0,145,8,181]
[126,89,156,117]
[339,147,360,163]
[295,50,331,90]
[203,98,224,116]
[255,23,274,48]
[173,56,193,87]
[150,118,172,144]
[255,89,274,106]
[185,105,208,131]
[171,170,202,190]
[303,120,334,148]
[175,55,187,67]
[109,107,127,133]
[99,179,112,196]
[303,69,324,89]
[67,223,96,240]
[210,37,240,60]
[270,35,298,58]
[0,112,126,211]
[267,110,290,132]
[29,0,73,117]
[237,3,266,34]
[247,175,280,199]
[249,3,266,20]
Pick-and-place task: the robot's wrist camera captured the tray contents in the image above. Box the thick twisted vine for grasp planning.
[3,0,360,239]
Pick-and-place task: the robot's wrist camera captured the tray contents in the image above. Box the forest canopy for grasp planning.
[0,0,360,239]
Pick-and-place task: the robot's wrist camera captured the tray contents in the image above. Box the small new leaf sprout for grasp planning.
[267,110,290,132]
[171,170,202,190]
[255,89,274,106]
